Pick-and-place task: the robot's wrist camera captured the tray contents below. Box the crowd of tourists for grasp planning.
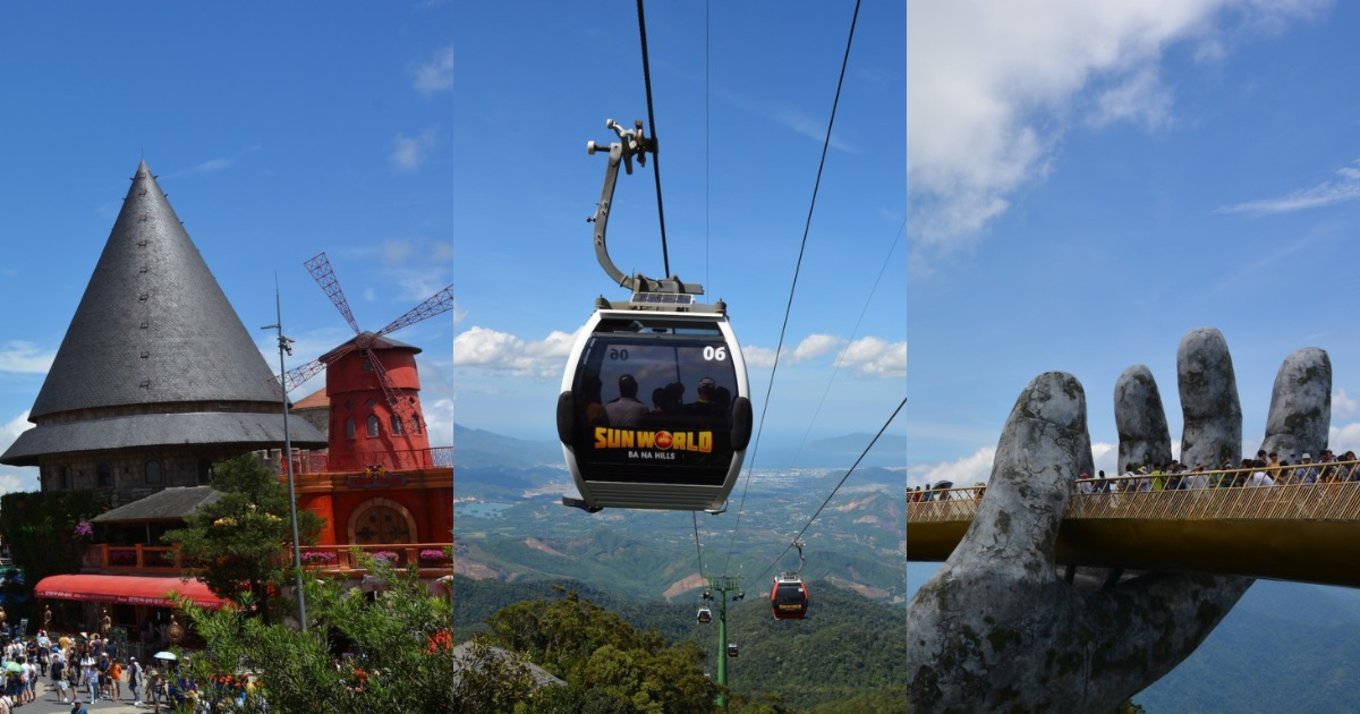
[1079,449,1360,493]
[907,449,1359,503]
[0,628,194,711]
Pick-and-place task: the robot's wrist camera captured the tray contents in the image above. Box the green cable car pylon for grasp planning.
[703,575,744,709]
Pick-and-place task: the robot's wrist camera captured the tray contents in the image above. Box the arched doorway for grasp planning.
[348,499,417,545]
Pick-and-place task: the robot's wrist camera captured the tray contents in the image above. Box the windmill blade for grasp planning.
[305,252,361,334]
[366,348,419,428]
[377,286,454,336]
[278,340,360,393]
[280,359,327,394]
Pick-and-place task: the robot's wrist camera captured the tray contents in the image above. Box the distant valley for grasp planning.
[455,423,905,604]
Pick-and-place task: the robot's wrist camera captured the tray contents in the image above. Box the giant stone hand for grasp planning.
[907,328,1332,712]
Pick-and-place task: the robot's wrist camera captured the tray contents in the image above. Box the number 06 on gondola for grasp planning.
[556,118,753,512]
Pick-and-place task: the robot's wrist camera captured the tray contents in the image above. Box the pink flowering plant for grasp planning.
[371,550,400,564]
[73,520,94,538]
[300,550,339,566]
[418,548,450,563]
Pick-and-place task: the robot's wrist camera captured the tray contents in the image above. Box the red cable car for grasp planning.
[770,574,810,620]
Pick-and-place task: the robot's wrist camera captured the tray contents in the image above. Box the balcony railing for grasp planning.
[84,544,184,574]
[296,543,453,575]
[278,447,453,475]
[84,542,452,577]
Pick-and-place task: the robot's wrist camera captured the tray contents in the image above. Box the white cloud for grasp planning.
[1087,67,1172,130]
[1331,422,1360,455]
[1216,159,1360,215]
[743,346,777,369]
[391,128,440,171]
[413,46,454,96]
[0,473,28,496]
[0,411,33,451]
[0,411,38,494]
[1335,389,1359,420]
[907,0,1322,246]
[743,334,902,374]
[387,267,450,303]
[1091,441,1118,476]
[423,396,454,447]
[363,238,453,302]
[711,84,857,153]
[834,337,907,378]
[911,440,1118,489]
[0,341,54,373]
[792,334,843,362]
[453,326,578,379]
[909,446,995,488]
[165,145,262,179]
[192,157,234,174]
[769,105,857,153]
[381,239,414,266]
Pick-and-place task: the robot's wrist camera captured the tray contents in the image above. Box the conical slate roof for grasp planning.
[30,161,283,417]
[1,161,325,465]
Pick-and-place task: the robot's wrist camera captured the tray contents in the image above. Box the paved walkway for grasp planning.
[15,682,151,712]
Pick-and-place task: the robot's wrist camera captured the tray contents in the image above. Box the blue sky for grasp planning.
[908,0,1360,487]
[452,1,907,444]
[0,3,455,494]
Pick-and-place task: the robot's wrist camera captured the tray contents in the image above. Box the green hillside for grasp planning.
[455,576,906,711]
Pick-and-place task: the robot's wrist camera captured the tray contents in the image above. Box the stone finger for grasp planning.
[949,371,1091,580]
[1115,365,1172,475]
[1259,347,1330,461]
[1177,328,1242,469]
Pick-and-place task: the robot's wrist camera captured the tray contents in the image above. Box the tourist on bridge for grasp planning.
[1295,454,1319,485]
[1248,460,1274,487]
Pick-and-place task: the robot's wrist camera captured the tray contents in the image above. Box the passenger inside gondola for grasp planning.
[688,377,724,417]
[605,374,648,427]
[581,373,608,428]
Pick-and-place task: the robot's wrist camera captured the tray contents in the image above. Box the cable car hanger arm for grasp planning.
[587,117,703,296]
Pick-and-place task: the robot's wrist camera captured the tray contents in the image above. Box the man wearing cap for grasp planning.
[604,374,648,427]
[687,377,724,418]
[1295,453,1318,485]
[128,655,143,707]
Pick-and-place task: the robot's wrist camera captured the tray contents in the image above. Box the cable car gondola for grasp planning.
[770,573,810,621]
[696,606,712,624]
[557,118,752,513]
[727,643,739,658]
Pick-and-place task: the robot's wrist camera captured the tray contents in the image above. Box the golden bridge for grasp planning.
[907,461,1360,588]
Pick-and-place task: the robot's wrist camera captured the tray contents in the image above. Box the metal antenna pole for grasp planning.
[264,276,307,631]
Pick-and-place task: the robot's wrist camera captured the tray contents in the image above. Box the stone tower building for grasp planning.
[0,161,326,504]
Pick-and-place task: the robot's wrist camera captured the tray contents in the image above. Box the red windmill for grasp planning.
[282,252,453,472]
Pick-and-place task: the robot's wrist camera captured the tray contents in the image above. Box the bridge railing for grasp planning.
[908,460,1360,523]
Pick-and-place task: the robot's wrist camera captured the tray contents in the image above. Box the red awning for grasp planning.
[34,575,228,610]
